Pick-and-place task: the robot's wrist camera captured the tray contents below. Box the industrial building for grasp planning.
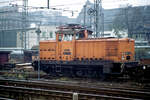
[77,0,150,41]
[0,0,76,49]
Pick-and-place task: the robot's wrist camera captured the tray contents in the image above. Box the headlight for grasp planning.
[143,66,146,70]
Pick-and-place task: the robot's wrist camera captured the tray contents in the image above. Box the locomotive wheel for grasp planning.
[76,70,83,77]
[75,69,92,78]
[92,71,98,78]
[87,70,92,78]
[75,70,103,78]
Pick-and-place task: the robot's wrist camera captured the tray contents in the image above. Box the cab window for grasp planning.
[63,34,73,41]
[58,35,62,41]
[75,33,79,40]
[75,33,85,39]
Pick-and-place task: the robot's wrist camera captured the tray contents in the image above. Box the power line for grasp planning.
[0,0,22,4]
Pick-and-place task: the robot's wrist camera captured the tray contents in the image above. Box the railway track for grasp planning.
[0,85,139,100]
[0,78,150,100]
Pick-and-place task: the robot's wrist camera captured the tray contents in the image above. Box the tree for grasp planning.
[111,5,144,38]
[111,11,127,37]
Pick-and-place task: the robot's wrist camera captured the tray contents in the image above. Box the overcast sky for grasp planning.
[8,0,150,17]
[27,0,150,8]
[27,0,150,17]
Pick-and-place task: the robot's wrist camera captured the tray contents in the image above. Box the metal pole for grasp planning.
[102,12,104,37]
[83,5,86,26]
[90,15,92,28]
[38,31,40,80]
[99,0,104,37]
[94,0,96,37]
[38,56,40,80]
[125,7,129,37]
[73,93,78,100]
[95,0,99,37]
[47,0,49,9]
[100,4,104,37]
[94,0,103,37]
[21,1,24,49]
[23,0,28,49]
[36,27,41,80]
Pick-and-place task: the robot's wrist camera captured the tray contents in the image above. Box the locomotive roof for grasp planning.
[80,38,134,42]
[56,29,76,34]
[56,29,93,35]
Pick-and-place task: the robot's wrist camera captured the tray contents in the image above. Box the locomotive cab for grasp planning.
[75,30,92,40]
[55,26,93,61]
[56,29,92,41]
[56,28,88,61]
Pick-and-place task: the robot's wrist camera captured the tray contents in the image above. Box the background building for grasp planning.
[1,0,150,49]
[0,6,20,47]
[77,0,150,40]
[0,1,76,49]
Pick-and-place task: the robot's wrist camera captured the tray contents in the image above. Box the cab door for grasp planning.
[61,34,75,61]
[56,33,63,61]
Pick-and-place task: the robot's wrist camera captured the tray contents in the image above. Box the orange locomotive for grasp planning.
[33,24,137,78]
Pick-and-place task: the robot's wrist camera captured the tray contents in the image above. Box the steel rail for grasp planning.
[0,85,141,100]
[0,78,150,92]
[0,79,150,99]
